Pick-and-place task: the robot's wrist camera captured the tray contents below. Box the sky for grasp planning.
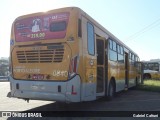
[0,0,160,61]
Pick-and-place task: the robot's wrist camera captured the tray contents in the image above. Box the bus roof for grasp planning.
[76,7,139,57]
[14,7,139,57]
[142,59,160,63]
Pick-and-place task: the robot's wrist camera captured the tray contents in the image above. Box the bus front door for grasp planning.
[125,52,129,89]
[96,37,106,96]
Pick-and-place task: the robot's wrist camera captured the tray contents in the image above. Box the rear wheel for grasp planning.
[143,73,151,79]
[135,77,138,86]
[108,81,115,100]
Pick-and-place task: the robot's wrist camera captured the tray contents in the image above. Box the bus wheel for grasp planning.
[108,81,115,100]
[135,77,138,86]
[143,73,151,79]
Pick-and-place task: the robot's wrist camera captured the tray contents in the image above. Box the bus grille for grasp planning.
[16,44,64,63]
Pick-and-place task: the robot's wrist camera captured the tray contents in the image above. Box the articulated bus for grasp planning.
[8,7,141,103]
[143,60,160,79]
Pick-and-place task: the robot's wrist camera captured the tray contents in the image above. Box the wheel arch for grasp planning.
[143,73,151,79]
[108,77,116,95]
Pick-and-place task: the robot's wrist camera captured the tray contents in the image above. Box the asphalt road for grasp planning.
[1,82,160,120]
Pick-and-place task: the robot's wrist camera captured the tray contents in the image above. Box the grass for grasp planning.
[137,79,160,92]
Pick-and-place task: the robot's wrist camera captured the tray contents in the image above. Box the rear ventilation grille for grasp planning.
[16,44,64,63]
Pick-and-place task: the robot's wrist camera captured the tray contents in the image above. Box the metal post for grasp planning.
[141,62,144,84]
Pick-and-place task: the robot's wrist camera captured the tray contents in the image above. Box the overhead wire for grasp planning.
[125,18,160,42]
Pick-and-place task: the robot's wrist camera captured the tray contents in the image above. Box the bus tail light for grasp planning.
[68,55,79,79]
[9,57,12,77]
[71,85,77,95]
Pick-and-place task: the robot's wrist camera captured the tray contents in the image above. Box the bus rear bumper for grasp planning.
[12,90,67,102]
[8,75,81,103]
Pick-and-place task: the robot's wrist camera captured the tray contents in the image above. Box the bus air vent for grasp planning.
[16,44,64,63]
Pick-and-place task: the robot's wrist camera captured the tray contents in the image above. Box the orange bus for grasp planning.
[8,7,141,102]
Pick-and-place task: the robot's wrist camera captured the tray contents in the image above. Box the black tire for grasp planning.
[108,81,115,100]
[143,73,151,80]
[132,78,138,90]
[135,78,138,86]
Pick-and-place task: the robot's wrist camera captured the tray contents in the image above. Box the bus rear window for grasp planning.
[50,21,66,32]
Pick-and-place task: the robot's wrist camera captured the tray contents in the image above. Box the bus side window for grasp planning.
[117,44,124,63]
[132,54,134,61]
[109,39,117,62]
[78,19,82,37]
[129,52,132,59]
[113,41,116,51]
[87,22,95,55]
[109,39,113,49]
[117,44,120,53]
[120,46,124,55]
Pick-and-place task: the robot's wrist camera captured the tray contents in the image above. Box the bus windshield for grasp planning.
[144,63,159,71]
[14,12,69,42]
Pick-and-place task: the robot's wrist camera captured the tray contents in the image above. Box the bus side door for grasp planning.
[96,37,107,96]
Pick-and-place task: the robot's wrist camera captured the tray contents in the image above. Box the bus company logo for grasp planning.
[10,39,14,46]
[13,68,40,74]
[1,112,42,118]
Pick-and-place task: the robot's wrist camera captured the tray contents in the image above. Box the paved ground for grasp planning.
[1,82,160,120]
[0,82,53,111]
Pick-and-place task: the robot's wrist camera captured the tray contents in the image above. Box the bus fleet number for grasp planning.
[53,70,68,77]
